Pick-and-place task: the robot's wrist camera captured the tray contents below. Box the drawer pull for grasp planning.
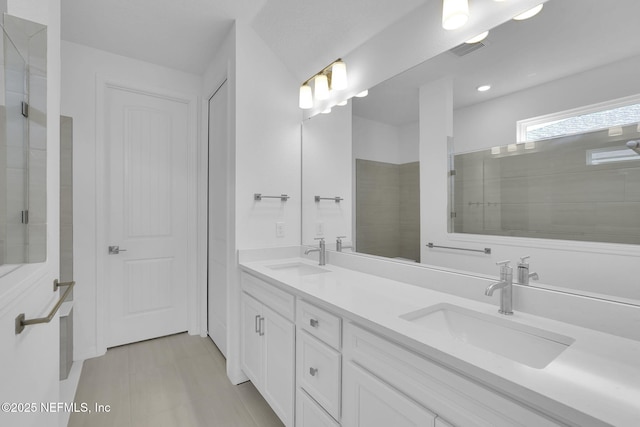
[310,318,319,327]
[259,316,265,336]
[309,367,318,376]
[255,315,260,333]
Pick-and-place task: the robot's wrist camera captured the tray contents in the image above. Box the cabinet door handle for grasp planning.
[259,316,265,336]
[255,315,260,333]
[309,318,319,328]
[309,367,318,376]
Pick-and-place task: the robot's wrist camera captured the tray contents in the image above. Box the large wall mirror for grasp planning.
[302,0,640,305]
[0,14,47,267]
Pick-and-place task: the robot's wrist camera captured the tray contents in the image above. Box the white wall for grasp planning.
[422,55,640,302]
[302,104,352,247]
[353,116,419,165]
[60,41,202,360]
[0,1,61,426]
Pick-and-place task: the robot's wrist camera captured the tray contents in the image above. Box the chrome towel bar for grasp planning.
[427,242,491,255]
[15,280,75,335]
[254,193,290,201]
[315,196,343,203]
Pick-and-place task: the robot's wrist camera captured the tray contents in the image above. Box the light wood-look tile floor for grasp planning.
[68,333,284,427]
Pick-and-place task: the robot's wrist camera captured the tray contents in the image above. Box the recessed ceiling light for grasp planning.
[513,4,543,21]
[337,100,348,106]
[465,31,489,44]
[355,90,369,98]
[321,107,332,114]
[442,0,469,30]
[477,85,491,92]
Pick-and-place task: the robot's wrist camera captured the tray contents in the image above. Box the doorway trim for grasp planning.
[95,75,199,355]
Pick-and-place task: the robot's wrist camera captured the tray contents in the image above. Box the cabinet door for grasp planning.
[343,361,436,427]
[240,292,263,384]
[263,305,295,427]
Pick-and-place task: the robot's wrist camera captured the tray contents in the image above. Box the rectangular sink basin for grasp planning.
[266,262,329,276]
[400,303,574,369]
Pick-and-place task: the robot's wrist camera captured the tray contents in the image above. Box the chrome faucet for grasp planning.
[485,260,514,315]
[517,256,539,285]
[336,236,353,252]
[305,238,326,266]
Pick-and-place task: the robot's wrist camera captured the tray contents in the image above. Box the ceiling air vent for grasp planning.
[449,41,485,57]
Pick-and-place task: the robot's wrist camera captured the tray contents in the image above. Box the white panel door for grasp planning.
[343,362,437,427]
[105,86,189,347]
[207,80,229,356]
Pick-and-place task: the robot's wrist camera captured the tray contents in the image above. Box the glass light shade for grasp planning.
[466,31,489,44]
[299,84,313,109]
[477,85,491,92]
[315,74,330,100]
[331,61,348,90]
[513,4,543,20]
[442,0,469,30]
[355,89,369,98]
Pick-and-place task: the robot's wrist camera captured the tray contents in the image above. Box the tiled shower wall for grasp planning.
[356,159,420,261]
[453,126,640,244]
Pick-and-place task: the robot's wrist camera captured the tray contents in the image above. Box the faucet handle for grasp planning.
[496,260,511,267]
[314,237,325,241]
[519,255,531,265]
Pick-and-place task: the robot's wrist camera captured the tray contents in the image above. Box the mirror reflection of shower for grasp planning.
[627,140,640,155]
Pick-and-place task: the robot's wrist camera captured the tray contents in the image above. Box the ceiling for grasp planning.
[61,0,429,78]
[353,0,640,126]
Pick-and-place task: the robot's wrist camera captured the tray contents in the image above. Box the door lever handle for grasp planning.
[108,246,127,255]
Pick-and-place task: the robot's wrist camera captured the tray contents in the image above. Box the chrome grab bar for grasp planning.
[427,242,491,255]
[15,280,75,335]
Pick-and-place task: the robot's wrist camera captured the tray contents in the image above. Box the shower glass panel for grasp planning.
[452,123,640,244]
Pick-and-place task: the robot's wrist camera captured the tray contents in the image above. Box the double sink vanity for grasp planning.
[239,247,640,427]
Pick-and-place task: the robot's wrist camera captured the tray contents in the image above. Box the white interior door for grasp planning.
[104,86,189,348]
[207,80,229,356]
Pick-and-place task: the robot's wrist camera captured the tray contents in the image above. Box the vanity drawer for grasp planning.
[297,331,342,421]
[296,388,340,427]
[298,299,341,349]
[241,272,295,321]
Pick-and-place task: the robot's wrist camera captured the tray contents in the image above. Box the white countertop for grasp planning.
[239,256,640,427]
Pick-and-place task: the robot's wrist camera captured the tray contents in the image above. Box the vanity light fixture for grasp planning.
[442,0,469,30]
[466,31,489,43]
[355,89,369,97]
[477,84,491,92]
[298,58,349,110]
[513,4,543,20]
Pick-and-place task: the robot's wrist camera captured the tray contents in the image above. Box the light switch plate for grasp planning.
[276,222,285,237]
[315,222,324,236]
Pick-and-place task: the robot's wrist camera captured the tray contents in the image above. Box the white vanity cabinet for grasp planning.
[343,322,565,427]
[240,273,295,426]
[296,300,343,426]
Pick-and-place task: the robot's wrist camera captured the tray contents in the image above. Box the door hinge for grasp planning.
[449,169,456,177]
[21,210,29,224]
[450,211,457,219]
[21,101,29,118]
